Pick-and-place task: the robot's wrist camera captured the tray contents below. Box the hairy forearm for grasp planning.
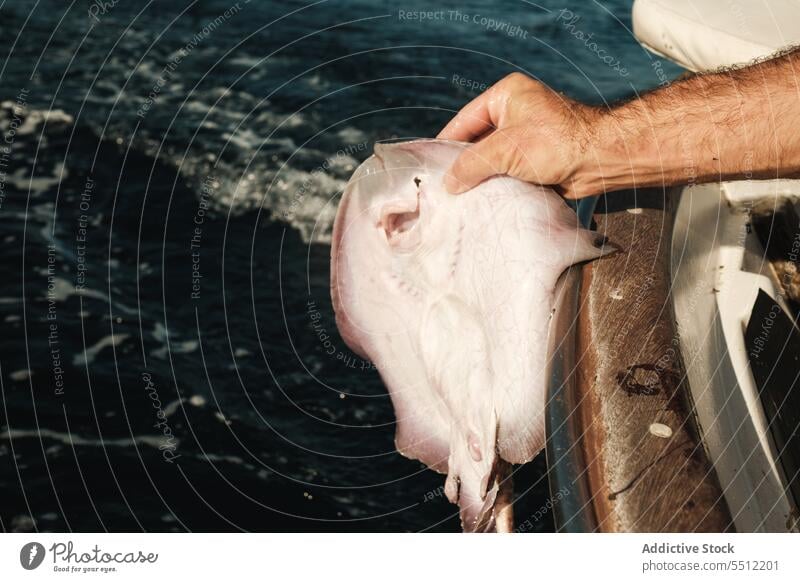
[586,48,800,193]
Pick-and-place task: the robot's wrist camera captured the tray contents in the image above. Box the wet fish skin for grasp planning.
[331,139,614,531]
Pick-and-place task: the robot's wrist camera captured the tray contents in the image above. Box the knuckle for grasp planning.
[500,72,528,95]
[496,72,527,94]
[506,72,541,91]
[504,71,527,84]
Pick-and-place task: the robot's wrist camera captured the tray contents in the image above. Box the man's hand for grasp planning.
[439,49,800,198]
[437,73,603,199]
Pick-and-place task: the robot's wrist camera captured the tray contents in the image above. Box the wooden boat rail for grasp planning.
[546,189,732,532]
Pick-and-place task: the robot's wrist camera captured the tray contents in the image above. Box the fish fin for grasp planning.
[420,294,501,532]
[376,139,463,175]
[544,222,619,269]
[530,187,619,266]
[575,227,620,261]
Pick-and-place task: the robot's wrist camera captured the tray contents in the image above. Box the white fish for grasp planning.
[330,139,615,531]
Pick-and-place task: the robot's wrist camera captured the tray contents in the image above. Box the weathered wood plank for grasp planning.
[575,194,732,532]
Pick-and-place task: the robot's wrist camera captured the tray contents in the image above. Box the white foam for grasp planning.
[4,162,67,194]
[188,395,206,407]
[16,109,74,135]
[0,428,174,449]
[73,334,129,366]
[9,369,32,381]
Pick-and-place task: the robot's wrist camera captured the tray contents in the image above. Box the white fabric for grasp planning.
[632,0,800,71]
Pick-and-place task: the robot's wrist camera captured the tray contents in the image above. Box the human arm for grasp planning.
[438,48,800,198]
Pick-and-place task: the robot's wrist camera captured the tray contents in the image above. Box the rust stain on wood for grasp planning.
[575,196,731,532]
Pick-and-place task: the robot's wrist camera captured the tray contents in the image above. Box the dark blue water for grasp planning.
[0,0,680,532]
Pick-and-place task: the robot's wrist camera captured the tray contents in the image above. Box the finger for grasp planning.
[560,179,597,200]
[437,85,505,142]
[443,132,511,194]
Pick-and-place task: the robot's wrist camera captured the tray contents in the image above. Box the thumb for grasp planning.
[443,132,515,194]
